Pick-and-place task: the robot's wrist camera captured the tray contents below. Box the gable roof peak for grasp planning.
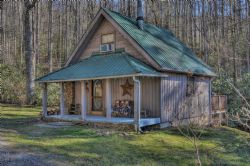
[66,7,215,77]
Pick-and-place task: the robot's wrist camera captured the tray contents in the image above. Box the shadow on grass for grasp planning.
[0,115,196,165]
[158,127,250,165]
[1,106,249,165]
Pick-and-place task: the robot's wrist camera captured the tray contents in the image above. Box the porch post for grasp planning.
[42,82,48,117]
[105,79,112,118]
[81,81,87,120]
[60,82,65,116]
[133,76,141,132]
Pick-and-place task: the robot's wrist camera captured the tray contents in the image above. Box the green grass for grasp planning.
[0,105,249,166]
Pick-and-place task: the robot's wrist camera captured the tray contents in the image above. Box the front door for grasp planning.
[91,80,104,115]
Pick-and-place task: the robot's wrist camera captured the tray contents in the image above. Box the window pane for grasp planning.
[102,34,114,44]
[94,80,102,97]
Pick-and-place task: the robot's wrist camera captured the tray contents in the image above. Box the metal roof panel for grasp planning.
[36,52,160,82]
[103,8,216,76]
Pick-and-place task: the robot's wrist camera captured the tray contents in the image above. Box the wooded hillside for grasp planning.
[0,0,249,109]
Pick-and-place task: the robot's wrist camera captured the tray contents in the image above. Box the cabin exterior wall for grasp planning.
[79,19,147,63]
[140,77,161,117]
[111,77,134,105]
[160,74,211,124]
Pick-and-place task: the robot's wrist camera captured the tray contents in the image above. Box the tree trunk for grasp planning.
[48,0,52,72]
[247,0,250,72]
[64,0,68,64]
[35,1,39,68]
[0,0,3,63]
[127,0,131,17]
[23,0,37,104]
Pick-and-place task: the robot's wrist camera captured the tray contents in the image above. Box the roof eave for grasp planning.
[36,73,162,83]
[64,8,105,66]
[160,68,216,77]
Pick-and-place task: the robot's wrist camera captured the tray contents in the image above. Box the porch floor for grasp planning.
[46,115,160,127]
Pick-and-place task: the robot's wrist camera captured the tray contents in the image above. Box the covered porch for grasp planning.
[46,115,160,128]
[37,52,161,130]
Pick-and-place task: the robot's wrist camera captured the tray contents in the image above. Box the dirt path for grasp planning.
[0,135,53,166]
[0,119,79,166]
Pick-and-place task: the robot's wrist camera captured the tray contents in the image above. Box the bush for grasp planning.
[213,72,250,112]
[0,64,60,106]
[35,83,60,107]
[0,64,26,104]
[213,72,250,130]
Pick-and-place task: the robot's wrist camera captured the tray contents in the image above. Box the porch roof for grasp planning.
[36,52,161,82]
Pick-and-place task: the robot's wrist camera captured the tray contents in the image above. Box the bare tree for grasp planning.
[48,0,53,72]
[226,80,250,130]
[173,94,209,166]
[0,0,3,63]
[23,0,37,104]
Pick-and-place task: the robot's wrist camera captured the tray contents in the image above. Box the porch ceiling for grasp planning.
[36,51,161,83]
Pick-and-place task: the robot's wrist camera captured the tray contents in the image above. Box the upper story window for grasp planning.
[100,33,115,52]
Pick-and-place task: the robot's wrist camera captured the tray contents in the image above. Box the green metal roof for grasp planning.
[36,52,160,82]
[103,8,216,76]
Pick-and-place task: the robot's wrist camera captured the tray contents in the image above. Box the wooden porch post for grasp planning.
[60,82,65,116]
[133,76,141,132]
[134,82,138,123]
[81,81,87,120]
[105,79,112,118]
[42,83,48,117]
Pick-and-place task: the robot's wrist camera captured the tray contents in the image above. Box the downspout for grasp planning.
[133,76,141,132]
[208,77,213,125]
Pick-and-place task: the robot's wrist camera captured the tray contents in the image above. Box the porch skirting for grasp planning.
[45,115,160,128]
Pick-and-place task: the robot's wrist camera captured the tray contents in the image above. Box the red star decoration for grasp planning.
[121,79,133,96]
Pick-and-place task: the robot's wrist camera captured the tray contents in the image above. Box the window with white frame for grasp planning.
[100,33,115,52]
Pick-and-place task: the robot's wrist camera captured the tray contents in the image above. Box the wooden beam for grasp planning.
[42,83,48,117]
[133,76,141,131]
[208,79,212,124]
[134,81,138,123]
[105,79,112,118]
[81,81,87,120]
[60,82,65,116]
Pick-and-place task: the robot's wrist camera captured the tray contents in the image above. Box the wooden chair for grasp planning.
[69,104,81,115]
[141,109,149,118]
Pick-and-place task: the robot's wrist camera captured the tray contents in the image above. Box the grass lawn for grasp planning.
[0,105,249,166]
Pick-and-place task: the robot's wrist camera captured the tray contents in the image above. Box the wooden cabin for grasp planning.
[36,6,216,131]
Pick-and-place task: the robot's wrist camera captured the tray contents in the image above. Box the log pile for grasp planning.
[45,107,60,115]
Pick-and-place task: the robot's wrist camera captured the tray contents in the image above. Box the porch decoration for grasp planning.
[112,100,133,117]
[46,107,60,115]
[120,79,133,96]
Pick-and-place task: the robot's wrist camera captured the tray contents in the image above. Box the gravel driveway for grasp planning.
[0,137,53,166]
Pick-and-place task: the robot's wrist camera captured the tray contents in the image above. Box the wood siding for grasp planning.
[161,74,211,123]
[79,19,147,63]
[161,74,187,122]
[75,81,81,105]
[111,77,134,104]
[111,77,161,118]
[74,81,92,114]
[140,77,161,117]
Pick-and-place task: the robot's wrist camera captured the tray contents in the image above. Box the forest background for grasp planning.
[0,0,249,122]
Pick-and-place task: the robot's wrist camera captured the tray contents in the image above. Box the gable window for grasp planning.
[100,33,115,52]
[186,76,195,97]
